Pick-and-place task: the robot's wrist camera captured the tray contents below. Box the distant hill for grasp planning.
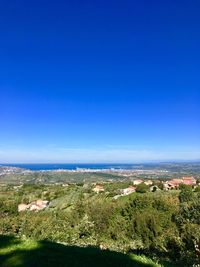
[0,171,125,185]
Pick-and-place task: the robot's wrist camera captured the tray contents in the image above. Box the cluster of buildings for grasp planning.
[163,176,197,190]
[92,176,198,198]
[18,199,49,212]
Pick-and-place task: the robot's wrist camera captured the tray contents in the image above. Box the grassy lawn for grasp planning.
[0,235,167,267]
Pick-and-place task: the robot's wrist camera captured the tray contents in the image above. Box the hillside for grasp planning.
[0,171,126,185]
[0,235,165,267]
[1,183,199,266]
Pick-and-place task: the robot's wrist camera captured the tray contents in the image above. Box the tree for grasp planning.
[179,184,193,191]
[136,183,149,193]
[179,187,193,203]
[195,186,200,192]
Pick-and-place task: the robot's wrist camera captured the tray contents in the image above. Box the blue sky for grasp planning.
[0,0,200,163]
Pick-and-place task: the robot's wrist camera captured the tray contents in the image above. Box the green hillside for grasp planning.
[1,184,199,266]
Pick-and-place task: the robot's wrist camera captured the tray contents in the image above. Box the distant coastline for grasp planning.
[0,163,139,171]
[0,161,200,171]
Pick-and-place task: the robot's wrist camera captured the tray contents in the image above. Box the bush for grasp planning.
[136,183,149,193]
[195,186,200,192]
[179,188,193,203]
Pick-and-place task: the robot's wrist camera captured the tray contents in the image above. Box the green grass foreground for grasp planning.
[0,235,166,267]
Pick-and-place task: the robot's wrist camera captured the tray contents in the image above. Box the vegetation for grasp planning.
[135,183,149,193]
[0,182,200,266]
[0,235,166,267]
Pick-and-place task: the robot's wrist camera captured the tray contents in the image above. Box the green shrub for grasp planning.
[135,183,149,193]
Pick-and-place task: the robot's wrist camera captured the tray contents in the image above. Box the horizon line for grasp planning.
[1,160,200,165]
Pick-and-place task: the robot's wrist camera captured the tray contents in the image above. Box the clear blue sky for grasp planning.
[0,0,200,163]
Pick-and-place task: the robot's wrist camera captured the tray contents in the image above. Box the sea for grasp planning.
[0,163,141,171]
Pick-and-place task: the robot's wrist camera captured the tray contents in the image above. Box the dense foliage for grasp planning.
[0,183,200,266]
